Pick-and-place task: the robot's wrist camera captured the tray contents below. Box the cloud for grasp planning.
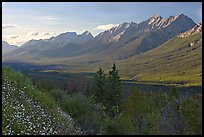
[9,35,20,39]
[2,24,17,29]
[41,32,55,35]
[3,31,57,46]
[3,34,20,39]
[93,24,119,31]
[27,31,39,36]
[39,16,62,25]
[40,16,61,21]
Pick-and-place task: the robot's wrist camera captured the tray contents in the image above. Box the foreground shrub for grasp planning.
[57,92,104,134]
[122,86,202,135]
[100,114,134,135]
[180,96,202,134]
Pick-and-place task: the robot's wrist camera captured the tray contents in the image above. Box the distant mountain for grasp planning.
[50,31,94,45]
[3,14,197,63]
[76,31,94,44]
[93,14,195,45]
[4,31,94,59]
[2,41,18,54]
[132,14,196,54]
[94,22,130,44]
[22,31,94,47]
[52,31,95,46]
[70,14,196,60]
[50,32,78,45]
[88,13,196,60]
[179,23,202,38]
[21,39,51,47]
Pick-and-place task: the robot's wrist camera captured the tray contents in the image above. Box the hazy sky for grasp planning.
[2,2,202,46]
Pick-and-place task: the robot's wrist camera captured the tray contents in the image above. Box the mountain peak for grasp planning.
[178,13,185,17]
[174,14,190,20]
[130,21,137,25]
[54,31,77,39]
[123,22,130,25]
[2,41,8,44]
[118,22,130,28]
[148,14,162,26]
[62,31,77,35]
[2,40,18,54]
[152,13,161,18]
[81,31,91,36]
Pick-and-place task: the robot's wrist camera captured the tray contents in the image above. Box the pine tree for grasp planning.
[92,64,122,117]
[106,63,122,116]
[92,67,107,105]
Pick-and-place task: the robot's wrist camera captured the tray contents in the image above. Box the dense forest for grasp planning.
[2,65,202,135]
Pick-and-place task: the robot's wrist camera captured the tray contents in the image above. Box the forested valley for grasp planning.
[2,64,202,135]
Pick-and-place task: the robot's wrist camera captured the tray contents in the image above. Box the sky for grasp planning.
[2,2,202,46]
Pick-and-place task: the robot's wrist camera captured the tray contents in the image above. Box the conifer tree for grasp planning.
[92,67,107,105]
[106,63,122,116]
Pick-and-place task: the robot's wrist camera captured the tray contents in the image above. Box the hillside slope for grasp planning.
[118,32,202,86]
[2,67,84,135]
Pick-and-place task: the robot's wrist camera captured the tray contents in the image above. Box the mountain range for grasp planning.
[3,14,196,59]
[2,41,18,55]
[2,14,202,85]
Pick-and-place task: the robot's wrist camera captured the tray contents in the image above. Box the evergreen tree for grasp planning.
[106,63,122,116]
[92,64,122,117]
[92,67,107,105]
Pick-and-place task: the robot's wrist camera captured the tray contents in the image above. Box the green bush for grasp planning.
[59,93,92,121]
[180,96,202,134]
[100,114,134,135]
[38,79,54,92]
[56,92,106,134]
[49,89,65,102]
